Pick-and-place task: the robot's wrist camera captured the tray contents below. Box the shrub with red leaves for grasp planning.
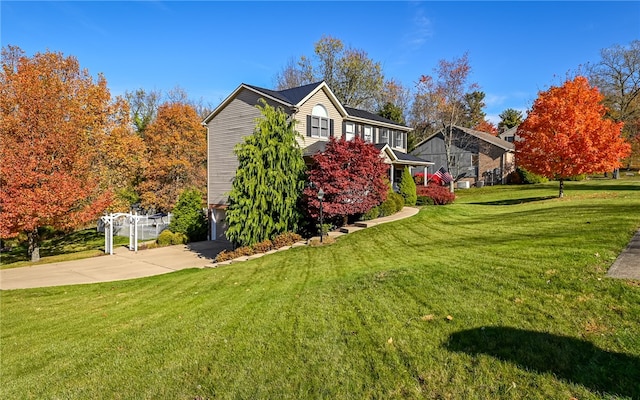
[417,183,455,205]
[414,172,444,186]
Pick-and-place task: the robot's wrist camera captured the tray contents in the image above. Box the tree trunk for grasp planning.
[449,180,455,193]
[28,229,40,262]
[558,179,564,198]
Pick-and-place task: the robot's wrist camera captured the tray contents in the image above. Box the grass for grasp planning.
[0,228,130,269]
[1,178,639,399]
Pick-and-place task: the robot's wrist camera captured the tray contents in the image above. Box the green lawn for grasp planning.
[1,179,639,399]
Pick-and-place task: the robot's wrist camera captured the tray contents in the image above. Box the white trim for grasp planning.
[296,81,348,117]
[202,84,292,124]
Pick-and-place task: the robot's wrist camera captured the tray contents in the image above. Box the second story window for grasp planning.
[310,104,329,138]
[394,131,404,148]
[363,125,373,143]
[345,122,355,141]
[380,129,389,144]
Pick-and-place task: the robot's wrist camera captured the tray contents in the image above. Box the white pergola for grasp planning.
[100,212,142,255]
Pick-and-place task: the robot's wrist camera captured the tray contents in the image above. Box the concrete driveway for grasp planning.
[0,241,231,290]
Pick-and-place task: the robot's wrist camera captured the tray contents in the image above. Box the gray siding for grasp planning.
[411,133,477,180]
[207,89,287,206]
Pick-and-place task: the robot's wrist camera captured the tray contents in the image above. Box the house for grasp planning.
[202,81,432,241]
[498,125,519,143]
[411,125,515,186]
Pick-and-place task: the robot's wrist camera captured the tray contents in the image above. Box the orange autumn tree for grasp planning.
[516,76,631,197]
[0,46,113,261]
[139,102,206,212]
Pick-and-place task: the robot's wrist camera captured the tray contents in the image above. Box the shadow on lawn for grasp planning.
[470,196,557,206]
[445,326,640,398]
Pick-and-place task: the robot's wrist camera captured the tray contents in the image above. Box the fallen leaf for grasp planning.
[421,314,435,321]
[387,337,393,344]
[446,315,453,321]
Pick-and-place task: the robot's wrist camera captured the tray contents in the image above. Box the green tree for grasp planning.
[225,100,306,247]
[378,102,405,125]
[498,108,524,133]
[125,88,160,136]
[462,91,486,128]
[275,36,384,111]
[398,167,417,206]
[169,188,207,242]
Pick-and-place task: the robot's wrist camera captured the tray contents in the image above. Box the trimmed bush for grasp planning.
[214,250,237,263]
[379,190,404,217]
[252,239,274,253]
[416,195,434,206]
[518,167,548,184]
[234,246,255,257]
[565,174,587,181]
[360,206,380,221]
[171,232,188,245]
[272,232,302,248]
[392,192,405,211]
[417,184,455,205]
[157,230,174,246]
[398,167,417,206]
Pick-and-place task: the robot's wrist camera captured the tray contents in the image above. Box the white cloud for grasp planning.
[404,5,433,50]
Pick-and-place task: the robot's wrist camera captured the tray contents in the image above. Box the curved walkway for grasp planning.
[0,207,419,290]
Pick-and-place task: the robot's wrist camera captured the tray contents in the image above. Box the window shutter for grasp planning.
[403,132,407,149]
[391,130,395,147]
[306,115,312,137]
[342,121,346,139]
[330,119,334,137]
[372,127,377,143]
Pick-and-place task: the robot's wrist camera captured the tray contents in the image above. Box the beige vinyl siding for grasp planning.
[207,89,285,206]
[295,88,344,148]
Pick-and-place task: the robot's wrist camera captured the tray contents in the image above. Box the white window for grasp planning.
[395,131,403,148]
[363,125,373,143]
[380,129,389,144]
[310,104,329,138]
[345,122,355,141]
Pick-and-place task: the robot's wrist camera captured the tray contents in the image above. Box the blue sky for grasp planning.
[3,1,639,123]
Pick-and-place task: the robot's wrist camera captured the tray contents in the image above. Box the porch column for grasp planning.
[389,164,394,189]
[210,209,217,241]
[424,166,428,186]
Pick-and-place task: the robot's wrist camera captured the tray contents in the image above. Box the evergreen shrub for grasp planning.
[157,230,174,246]
[398,167,417,206]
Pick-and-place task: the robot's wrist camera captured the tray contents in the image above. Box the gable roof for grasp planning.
[202,81,412,131]
[203,81,348,124]
[415,125,515,152]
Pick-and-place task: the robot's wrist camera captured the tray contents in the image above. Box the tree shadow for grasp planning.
[445,326,640,398]
[470,196,557,206]
[186,240,232,260]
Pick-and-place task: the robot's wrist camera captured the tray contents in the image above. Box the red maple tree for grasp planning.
[474,120,498,136]
[304,137,388,224]
[516,76,631,197]
[0,46,113,260]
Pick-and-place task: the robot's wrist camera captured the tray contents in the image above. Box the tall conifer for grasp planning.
[226,100,305,246]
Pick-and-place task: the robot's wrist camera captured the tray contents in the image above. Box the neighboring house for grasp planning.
[411,125,515,186]
[499,125,519,143]
[202,81,432,241]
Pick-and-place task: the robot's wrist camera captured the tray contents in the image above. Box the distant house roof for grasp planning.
[416,125,515,152]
